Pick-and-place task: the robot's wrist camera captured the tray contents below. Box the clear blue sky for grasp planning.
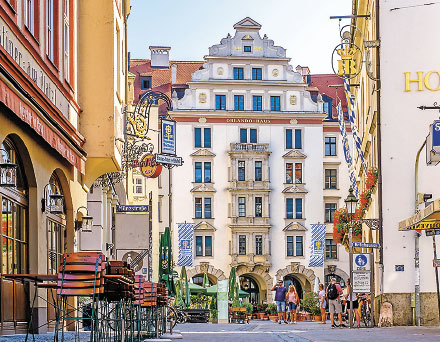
[128,0,352,74]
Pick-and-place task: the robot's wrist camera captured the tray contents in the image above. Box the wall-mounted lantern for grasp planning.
[0,148,17,187]
[42,183,65,214]
[75,206,93,232]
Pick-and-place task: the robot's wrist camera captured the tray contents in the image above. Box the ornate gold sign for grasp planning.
[199,93,207,103]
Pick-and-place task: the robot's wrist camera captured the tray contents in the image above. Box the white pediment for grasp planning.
[233,17,262,30]
[283,222,307,232]
[190,149,216,157]
[194,221,217,231]
[191,183,216,193]
[282,150,307,159]
[282,184,308,194]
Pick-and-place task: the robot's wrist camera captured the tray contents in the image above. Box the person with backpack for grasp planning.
[326,277,344,328]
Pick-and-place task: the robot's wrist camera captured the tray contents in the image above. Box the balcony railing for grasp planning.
[230,143,269,153]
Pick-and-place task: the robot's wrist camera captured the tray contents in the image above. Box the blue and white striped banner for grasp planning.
[343,78,368,172]
[337,101,359,197]
[309,224,326,267]
[177,223,194,266]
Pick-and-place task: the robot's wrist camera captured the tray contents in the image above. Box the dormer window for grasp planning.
[141,77,151,90]
[244,45,252,53]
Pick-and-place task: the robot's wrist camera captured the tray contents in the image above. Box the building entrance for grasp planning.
[283,275,303,300]
[239,275,259,304]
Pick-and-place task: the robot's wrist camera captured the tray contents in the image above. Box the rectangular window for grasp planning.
[250,129,257,143]
[295,163,302,184]
[325,239,337,259]
[233,67,244,80]
[296,236,304,256]
[255,161,262,181]
[286,129,293,149]
[238,197,246,217]
[195,198,202,218]
[244,45,252,53]
[286,198,293,219]
[234,95,244,111]
[325,203,337,223]
[195,128,202,148]
[286,163,293,184]
[196,236,203,256]
[204,162,211,183]
[204,198,212,219]
[25,0,35,35]
[325,137,337,156]
[239,235,246,255]
[295,129,302,149]
[64,0,70,82]
[141,77,151,90]
[46,0,54,61]
[240,128,247,143]
[205,236,212,256]
[253,96,262,111]
[295,198,303,219]
[270,96,281,111]
[204,128,211,148]
[255,197,262,217]
[195,162,202,183]
[132,177,144,196]
[252,68,262,80]
[255,235,263,255]
[325,169,337,189]
[215,95,226,110]
[287,236,294,257]
[238,161,245,181]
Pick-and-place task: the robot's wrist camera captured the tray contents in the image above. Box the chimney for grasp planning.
[149,46,171,68]
[171,64,177,84]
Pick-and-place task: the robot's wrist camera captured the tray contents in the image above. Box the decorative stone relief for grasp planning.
[198,117,207,123]
[217,67,224,75]
[290,119,298,125]
[290,95,297,105]
[199,93,207,103]
[272,69,279,77]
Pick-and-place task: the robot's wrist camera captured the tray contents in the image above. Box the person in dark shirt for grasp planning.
[271,279,288,324]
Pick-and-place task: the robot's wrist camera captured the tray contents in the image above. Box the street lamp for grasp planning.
[0,149,17,187]
[345,187,358,329]
[75,206,93,232]
[42,183,65,214]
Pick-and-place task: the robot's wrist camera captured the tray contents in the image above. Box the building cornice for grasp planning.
[204,55,291,62]
[187,80,305,87]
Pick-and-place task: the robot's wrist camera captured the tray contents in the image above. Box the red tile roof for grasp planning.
[309,74,348,119]
[129,59,204,115]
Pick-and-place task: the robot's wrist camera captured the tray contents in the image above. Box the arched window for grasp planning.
[192,274,213,287]
[324,274,345,289]
[1,139,28,274]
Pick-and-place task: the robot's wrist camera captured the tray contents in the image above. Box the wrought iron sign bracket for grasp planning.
[354,218,381,230]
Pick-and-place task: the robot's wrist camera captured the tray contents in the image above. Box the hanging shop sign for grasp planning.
[398,199,440,230]
[132,153,162,178]
[161,119,176,155]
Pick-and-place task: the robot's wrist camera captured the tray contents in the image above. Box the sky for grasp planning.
[127,0,352,74]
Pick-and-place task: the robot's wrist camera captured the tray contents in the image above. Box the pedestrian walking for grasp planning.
[271,279,288,324]
[345,279,360,328]
[286,284,299,323]
[327,277,344,328]
[318,283,326,324]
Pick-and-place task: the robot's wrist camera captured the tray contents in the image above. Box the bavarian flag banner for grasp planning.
[309,224,326,267]
[178,223,194,266]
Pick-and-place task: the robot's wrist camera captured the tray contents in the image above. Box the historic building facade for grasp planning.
[170,18,352,303]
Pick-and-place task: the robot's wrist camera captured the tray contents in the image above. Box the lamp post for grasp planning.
[345,187,358,329]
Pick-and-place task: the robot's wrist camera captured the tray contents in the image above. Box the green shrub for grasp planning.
[266,303,278,315]
[301,292,320,316]
[242,302,253,314]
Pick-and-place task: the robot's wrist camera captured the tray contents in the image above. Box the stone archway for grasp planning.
[236,265,274,302]
[324,265,349,285]
[275,262,316,293]
[185,263,227,284]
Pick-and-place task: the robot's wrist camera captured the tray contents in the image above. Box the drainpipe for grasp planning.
[414,140,426,326]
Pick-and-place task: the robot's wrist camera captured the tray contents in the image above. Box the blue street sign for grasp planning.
[432,120,440,153]
[161,119,176,155]
[352,242,380,249]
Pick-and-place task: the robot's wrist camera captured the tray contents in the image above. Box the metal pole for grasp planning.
[433,235,440,320]
[349,222,353,328]
[414,140,426,326]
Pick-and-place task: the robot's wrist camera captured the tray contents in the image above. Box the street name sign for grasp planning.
[433,259,440,268]
[353,271,371,293]
[352,242,380,249]
[116,205,149,213]
[155,154,183,166]
[353,253,371,271]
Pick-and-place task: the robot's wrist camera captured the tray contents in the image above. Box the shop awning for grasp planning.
[398,199,440,231]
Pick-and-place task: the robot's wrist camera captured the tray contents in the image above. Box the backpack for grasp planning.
[327,284,338,300]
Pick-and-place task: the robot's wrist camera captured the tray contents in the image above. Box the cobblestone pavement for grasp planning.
[1,321,440,342]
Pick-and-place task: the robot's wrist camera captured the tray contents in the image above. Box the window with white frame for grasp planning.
[194,127,211,148]
[325,136,337,156]
[64,0,70,82]
[255,197,262,217]
[194,162,211,183]
[286,198,303,219]
[325,203,337,223]
[194,197,212,219]
[255,235,263,255]
[239,235,246,255]
[286,235,304,257]
[46,0,54,61]
[25,0,35,35]
[195,235,213,257]
[238,197,246,217]
[132,176,144,197]
[325,238,337,259]
[325,169,337,189]
[254,161,262,181]
[240,128,257,143]
[238,161,245,181]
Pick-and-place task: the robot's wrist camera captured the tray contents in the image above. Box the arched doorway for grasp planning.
[324,274,346,288]
[0,137,29,332]
[239,275,259,305]
[192,274,214,286]
[283,275,303,300]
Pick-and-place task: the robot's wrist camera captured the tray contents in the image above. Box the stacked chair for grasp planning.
[25,252,169,341]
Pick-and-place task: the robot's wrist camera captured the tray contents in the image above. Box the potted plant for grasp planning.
[210,297,218,323]
[242,302,253,321]
[301,292,321,321]
[266,303,278,322]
